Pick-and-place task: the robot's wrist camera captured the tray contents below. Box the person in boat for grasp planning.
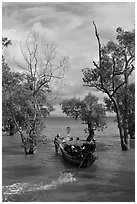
[92,138,96,151]
[64,144,76,157]
[72,145,82,158]
[64,144,82,158]
[54,134,60,153]
[66,126,71,140]
[82,137,96,157]
[64,143,71,155]
[62,127,73,143]
[70,145,76,156]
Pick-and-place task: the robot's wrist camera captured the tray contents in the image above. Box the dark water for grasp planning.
[2,116,135,202]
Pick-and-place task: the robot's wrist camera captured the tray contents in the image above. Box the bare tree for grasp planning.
[12,32,68,154]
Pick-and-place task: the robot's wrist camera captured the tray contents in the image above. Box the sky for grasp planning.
[2,2,135,116]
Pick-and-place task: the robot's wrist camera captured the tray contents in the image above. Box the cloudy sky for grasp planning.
[2,2,135,115]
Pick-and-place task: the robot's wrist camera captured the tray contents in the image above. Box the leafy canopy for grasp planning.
[60,92,106,131]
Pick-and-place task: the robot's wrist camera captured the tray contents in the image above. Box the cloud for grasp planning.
[2,2,135,116]
[49,79,106,106]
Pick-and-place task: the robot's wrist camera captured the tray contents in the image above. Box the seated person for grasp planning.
[64,144,72,155]
[82,139,96,156]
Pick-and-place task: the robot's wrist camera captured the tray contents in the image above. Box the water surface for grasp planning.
[2,116,135,202]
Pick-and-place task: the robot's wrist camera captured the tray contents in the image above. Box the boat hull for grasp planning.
[59,143,96,168]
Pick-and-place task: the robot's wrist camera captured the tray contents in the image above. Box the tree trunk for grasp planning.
[123,75,129,145]
[86,122,94,141]
[123,117,129,144]
[26,129,37,154]
[116,112,128,150]
[9,121,14,136]
[19,132,36,155]
[112,97,128,150]
[8,106,37,154]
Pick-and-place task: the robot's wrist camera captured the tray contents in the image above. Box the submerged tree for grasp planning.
[2,69,24,136]
[2,34,68,154]
[60,92,106,141]
[2,37,18,135]
[82,22,135,150]
[104,83,135,139]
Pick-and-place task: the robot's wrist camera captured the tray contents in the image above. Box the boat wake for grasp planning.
[2,172,76,201]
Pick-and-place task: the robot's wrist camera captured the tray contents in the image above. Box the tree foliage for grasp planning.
[2,34,68,154]
[60,92,106,140]
[2,37,18,135]
[83,25,135,95]
[104,83,135,138]
[82,22,135,150]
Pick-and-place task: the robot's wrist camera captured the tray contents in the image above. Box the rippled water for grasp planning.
[3,172,76,202]
[2,116,135,202]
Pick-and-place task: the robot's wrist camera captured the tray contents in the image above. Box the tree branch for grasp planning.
[112,81,126,97]
[92,21,102,66]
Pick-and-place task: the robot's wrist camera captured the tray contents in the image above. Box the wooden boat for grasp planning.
[57,138,97,168]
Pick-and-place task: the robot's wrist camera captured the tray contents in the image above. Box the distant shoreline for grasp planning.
[48,115,116,122]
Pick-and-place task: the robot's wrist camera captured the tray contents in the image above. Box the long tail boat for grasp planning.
[56,137,97,168]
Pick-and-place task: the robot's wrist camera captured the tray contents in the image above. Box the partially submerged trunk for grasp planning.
[112,97,129,151]
[86,122,94,141]
[123,76,130,148]
[23,130,37,155]
[13,117,37,155]
[24,140,37,155]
